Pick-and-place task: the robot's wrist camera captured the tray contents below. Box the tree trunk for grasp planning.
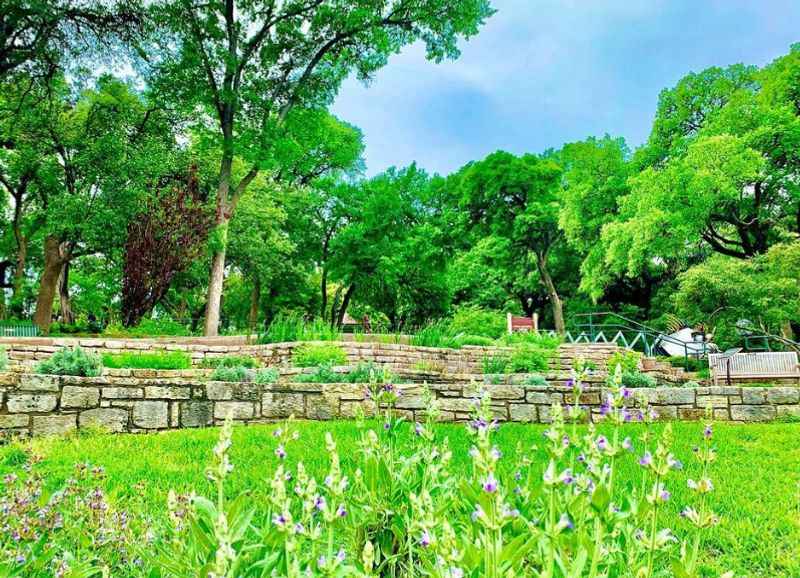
[33,236,68,333]
[320,266,328,321]
[248,276,261,330]
[336,284,356,328]
[58,261,74,325]
[204,149,233,336]
[536,251,565,335]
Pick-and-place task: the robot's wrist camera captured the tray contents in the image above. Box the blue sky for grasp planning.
[331,0,800,176]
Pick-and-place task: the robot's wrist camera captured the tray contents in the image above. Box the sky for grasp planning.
[331,0,800,177]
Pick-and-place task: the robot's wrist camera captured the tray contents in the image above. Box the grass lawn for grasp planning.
[1,421,799,577]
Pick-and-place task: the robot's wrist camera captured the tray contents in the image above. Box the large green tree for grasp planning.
[459,151,568,333]
[148,0,494,335]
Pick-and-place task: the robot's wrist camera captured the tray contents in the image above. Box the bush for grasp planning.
[453,334,496,347]
[344,362,396,384]
[102,351,192,370]
[683,380,700,388]
[292,343,347,368]
[103,318,192,338]
[211,365,249,382]
[36,346,102,377]
[0,346,6,371]
[482,354,510,374]
[199,355,259,369]
[254,367,279,384]
[620,371,658,388]
[508,344,552,373]
[606,350,641,373]
[659,355,706,373]
[524,374,549,386]
[449,306,506,339]
[498,331,561,349]
[259,314,341,343]
[296,364,340,383]
[410,320,460,348]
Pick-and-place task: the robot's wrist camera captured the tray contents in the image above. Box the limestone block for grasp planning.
[79,408,129,432]
[132,401,169,428]
[0,414,30,428]
[18,374,60,392]
[61,386,100,409]
[214,401,255,420]
[145,386,191,400]
[742,388,767,404]
[656,388,695,405]
[32,414,76,436]
[102,387,144,399]
[730,405,776,421]
[262,392,305,418]
[766,388,800,405]
[7,393,57,413]
[509,403,537,422]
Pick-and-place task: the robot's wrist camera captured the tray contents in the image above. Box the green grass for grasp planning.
[1,422,798,576]
[292,343,347,367]
[101,351,192,370]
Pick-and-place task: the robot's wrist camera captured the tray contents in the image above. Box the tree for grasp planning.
[147,0,494,335]
[0,0,141,80]
[121,165,214,327]
[25,75,177,332]
[459,151,568,333]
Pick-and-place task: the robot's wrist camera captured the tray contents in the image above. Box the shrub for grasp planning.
[498,331,561,349]
[0,346,6,371]
[344,362,396,384]
[102,351,191,370]
[620,371,658,388]
[606,350,641,373]
[103,317,192,337]
[524,374,549,386]
[211,365,249,382]
[254,367,279,384]
[482,354,510,374]
[660,355,706,373]
[36,346,102,377]
[683,380,700,388]
[508,343,552,373]
[292,343,347,367]
[199,355,259,369]
[410,320,460,348]
[449,306,506,338]
[453,334,496,347]
[259,314,341,343]
[296,363,340,383]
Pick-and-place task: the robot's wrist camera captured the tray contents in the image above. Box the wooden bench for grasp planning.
[709,351,800,385]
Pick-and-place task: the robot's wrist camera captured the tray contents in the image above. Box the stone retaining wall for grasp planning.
[0,338,624,374]
[0,371,796,437]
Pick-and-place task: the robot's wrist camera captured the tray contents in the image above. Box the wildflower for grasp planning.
[556,513,574,531]
[622,387,632,398]
[622,437,633,451]
[596,435,608,452]
[336,548,346,562]
[638,451,652,467]
[317,555,326,568]
[272,512,289,527]
[659,488,671,502]
[383,422,390,431]
[336,504,347,517]
[687,478,714,493]
[704,424,713,439]
[482,474,498,493]
[314,495,326,510]
[561,434,570,448]
[414,422,424,436]
[420,529,432,547]
[471,504,484,522]
[668,456,683,470]
[275,445,286,460]
[490,446,502,460]
[503,505,520,518]
[559,468,575,485]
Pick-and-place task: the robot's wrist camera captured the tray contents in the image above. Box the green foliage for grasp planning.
[499,331,562,348]
[35,347,102,377]
[253,368,279,385]
[103,318,192,338]
[259,314,342,344]
[607,351,642,374]
[101,351,191,370]
[292,344,347,368]
[210,365,249,382]
[620,371,658,388]
[507,343,552,373]
[482,354,509,374]
[410,320,461,349]
[296,364,340,384]
[343,362,396,384]
[200,355,260,369]
[660,356,706,373]
[453,334,496,347]
[524,374,549,386]
[0,347,6,371]
[449,306,506,338]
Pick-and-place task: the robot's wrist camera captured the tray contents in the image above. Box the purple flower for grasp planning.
[490,446,502,460]
[704,424,713,439]
[577,453,586,463]
[668,457,683,470]
[275,445,286,460]
[566,378,575,388]
[294,522,304,533]
[336,548,346,562]
[560,469,575,485]
[420,530,431,547]
[622,437,633,451]
[639,452,652,467]
[471,504,484,522]
[659,488,671,502]
[414,422,423,436]
[482,474,498,493]
[561,434,570,448]
[514,470,522,481]
[622,387,632,398]
[314,495,326,511]
[596,436,608,451]
[383,422,390,431]
[336,504,347,518]
[317,555,327,568]
[272,512,288,527]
